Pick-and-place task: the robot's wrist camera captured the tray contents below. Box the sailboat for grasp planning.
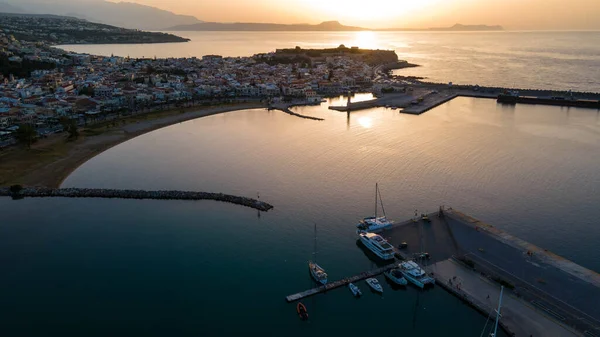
[309,223,328,285]
[357,183,394,233]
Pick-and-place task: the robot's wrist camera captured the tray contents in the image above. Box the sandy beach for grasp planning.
[0,102,265,188]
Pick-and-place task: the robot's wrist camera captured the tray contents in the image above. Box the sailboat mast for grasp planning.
[491,286,504,337]
[313,223,317,264]
[374,183,378,218]
[378,184,386,217]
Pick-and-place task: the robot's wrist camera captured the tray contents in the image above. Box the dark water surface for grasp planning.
[2,97,599,336]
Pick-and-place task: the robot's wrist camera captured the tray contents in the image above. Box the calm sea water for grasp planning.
[1,97,599,336]
[58,31,600,92]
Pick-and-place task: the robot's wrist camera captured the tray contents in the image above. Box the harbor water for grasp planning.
[1,96,599,336]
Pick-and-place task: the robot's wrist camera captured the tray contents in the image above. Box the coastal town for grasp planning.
[0,29,390,148]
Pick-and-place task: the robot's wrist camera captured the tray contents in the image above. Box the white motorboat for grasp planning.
[398,260,435,289]
[384,268,408,286]
[366,278,383,293]
[359,232,396,261]
[309,223,327,285]
[348,282,362,297]
[357,183,394,232]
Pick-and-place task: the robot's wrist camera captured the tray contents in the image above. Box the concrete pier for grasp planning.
[429,259,579,337]
[376,209,600,336]
[0,187,274,211]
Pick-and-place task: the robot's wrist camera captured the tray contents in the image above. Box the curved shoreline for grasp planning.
[1,102,265,188]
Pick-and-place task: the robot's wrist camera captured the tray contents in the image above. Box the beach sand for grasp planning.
[0,102,265,188]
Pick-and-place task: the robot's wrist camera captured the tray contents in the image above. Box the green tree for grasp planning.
[60,117,79,140]
[15,123,37,149]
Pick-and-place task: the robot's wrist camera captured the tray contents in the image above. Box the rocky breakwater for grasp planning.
[0,187,274,212]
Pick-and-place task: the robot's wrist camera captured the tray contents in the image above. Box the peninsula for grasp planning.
[0,13,190,45]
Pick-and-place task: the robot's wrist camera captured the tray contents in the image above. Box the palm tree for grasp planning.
[15,123,37,149]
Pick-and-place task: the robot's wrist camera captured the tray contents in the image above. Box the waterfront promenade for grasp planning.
[429,259,580,337]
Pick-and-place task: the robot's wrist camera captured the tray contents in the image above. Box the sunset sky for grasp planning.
[110,0,600,30]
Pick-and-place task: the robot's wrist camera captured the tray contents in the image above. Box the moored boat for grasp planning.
[348,282,362,297]
[359,232,396,261]
[309,261,328,285]
[357,183,394,232]
[297,302,308,320]
[384,268,408,286]
[366,278,383,293]
[309,223,328,285]
[398,260,435,289]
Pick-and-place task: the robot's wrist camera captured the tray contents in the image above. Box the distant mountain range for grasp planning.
[167,21,364,32]
[0,0,203,30]
[0,0,503,32]
[167,21,504,32]
[380,24,504,31]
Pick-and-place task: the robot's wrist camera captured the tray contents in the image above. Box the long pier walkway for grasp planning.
[285,264,396,302]
[0,187,274,211]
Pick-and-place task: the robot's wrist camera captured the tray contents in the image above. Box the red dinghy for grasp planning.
[296,302,308,320]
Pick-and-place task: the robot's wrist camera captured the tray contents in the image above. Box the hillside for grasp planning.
[0,13,190,44]
[0,0,202,30]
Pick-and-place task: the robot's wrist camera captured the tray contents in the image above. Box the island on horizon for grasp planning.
[166,20,504,32]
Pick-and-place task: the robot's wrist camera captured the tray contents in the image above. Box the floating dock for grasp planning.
[285,264,396,302]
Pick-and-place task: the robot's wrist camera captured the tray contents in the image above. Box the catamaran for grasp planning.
[398,260,435,288]
[357,183,393,233]
[358,232,396,261]
[308,223,328,285]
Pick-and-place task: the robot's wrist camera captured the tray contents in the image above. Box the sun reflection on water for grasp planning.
[357,116,373,128]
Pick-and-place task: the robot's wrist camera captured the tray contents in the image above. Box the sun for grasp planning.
[300,0,440,24]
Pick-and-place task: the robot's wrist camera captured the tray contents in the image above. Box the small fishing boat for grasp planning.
[366,278,383,293]
[297,302,308,320]
[348,282,362,297]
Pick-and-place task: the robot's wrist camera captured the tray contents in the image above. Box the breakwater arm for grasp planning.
[269,104,324,121]
[0,187,274,212]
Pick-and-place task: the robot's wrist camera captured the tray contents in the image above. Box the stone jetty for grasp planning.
[269,103,324,121]
[0,187,274,211]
